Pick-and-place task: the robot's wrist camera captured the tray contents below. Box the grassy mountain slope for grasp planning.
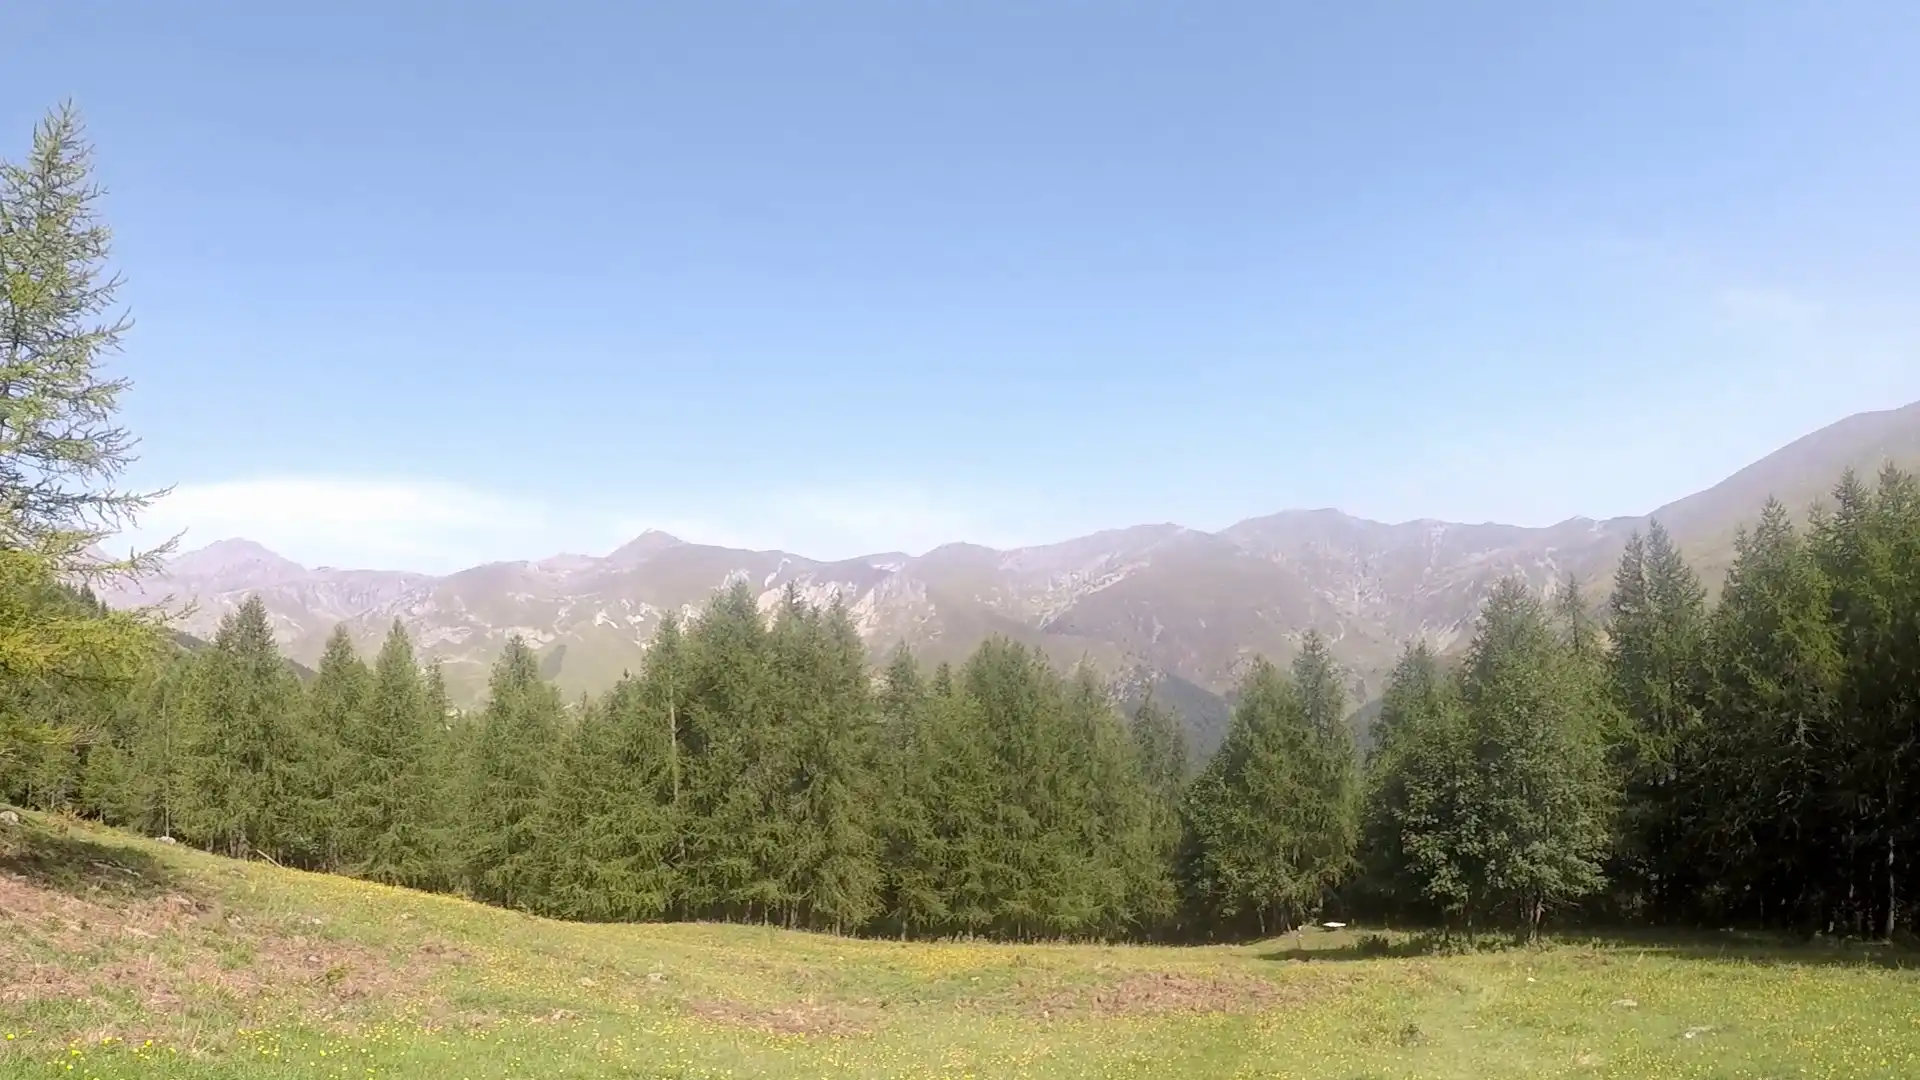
[5,811,1920,1079]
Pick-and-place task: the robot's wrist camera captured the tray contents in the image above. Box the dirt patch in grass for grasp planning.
[0,856,461,1018]
[1032,970,1307,1019]
[685,998,876,1037]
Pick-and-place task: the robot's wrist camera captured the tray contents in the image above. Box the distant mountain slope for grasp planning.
[102,399,1920,745]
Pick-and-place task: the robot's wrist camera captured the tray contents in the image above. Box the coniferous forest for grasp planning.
[8,481,1920,945]
[5,104,1920,948]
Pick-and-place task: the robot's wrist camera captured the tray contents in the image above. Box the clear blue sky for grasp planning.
[7,1,1919,571]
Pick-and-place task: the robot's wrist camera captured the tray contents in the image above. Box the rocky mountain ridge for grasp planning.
[104,400,1920,749]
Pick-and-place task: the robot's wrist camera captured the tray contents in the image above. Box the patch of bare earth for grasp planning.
[686,998,876,1037]
[0,868,461,1018]
[1033,970,1305,1019]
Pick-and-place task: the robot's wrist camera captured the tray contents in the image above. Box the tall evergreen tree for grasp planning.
[181,596,301,860]
[1607,521,1709,920]
[1701,501,1843,928]
[1292,631,1360,901]
[1185,656,1347,935]
[1359,641,1452,916]
[677,581,775,920]
[1128,692,1188,932]
[1811,467,1920,936]
[286,626,363,868]
[1402,578,1614,938]
[462,635,563,909]
[0,103,165,566]
[962,637,1103,938]
[1069,667,1171,936]
[343,621,438,886]
[531,675,677,921]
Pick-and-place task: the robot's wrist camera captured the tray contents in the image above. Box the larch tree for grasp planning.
[0,104,166,788]
[462,635,564,909]
[1702,501,1843,929]
[281,626,364,868]
[1184,656,1342,935]
[1607,521,1709,920]
[1359,641,1452,916]
[1453,577,1615,938]
[346,620,437,887]
[181,596,301,860]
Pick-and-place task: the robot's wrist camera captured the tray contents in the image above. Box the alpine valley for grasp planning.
[103,400,1920,752]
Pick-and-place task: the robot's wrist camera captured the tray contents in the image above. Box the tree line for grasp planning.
[8,464,1917,943]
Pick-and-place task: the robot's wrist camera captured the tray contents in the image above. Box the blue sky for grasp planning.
[7,1,1920,571]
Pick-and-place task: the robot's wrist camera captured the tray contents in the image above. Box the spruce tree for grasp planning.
[781,598,883,931]
[531,677,677,921]
[677,581,775,920]
[1291,631,1360,901]
[1454,577,1615,937]
[1184,656,1347,935]
[462,635,564,908]
[1358,641,1452,916]
[1128,693,1189,931]
[1811,467,1919,936]
[344,621,438,886]
[962,637,1100,938]
[287,626,364,869]
[1607,522,1709,920]
[181,596,301,860]
[1070,665,1170,936]
[1702,501,1842,928]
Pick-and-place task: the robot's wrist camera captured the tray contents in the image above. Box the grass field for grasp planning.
[4,812,1918,1079]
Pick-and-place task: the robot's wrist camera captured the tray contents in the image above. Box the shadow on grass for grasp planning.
[1257,931,1458,963]
[1255,924,1920,970]
[1554,927,1920,971]
[0,808,176,903]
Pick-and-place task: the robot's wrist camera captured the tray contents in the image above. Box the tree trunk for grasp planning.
[1885,832,1898,941]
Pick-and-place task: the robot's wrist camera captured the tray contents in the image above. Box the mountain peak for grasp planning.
[166,538,306,581]
[605,529,685,567]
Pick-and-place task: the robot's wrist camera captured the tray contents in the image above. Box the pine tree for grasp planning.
[1358,641,1452,917]
[1453,577,1615,938]
[1070,666,1170,936]
[677,581,775,920]
[961,637,1102,938]
[1389,580,1615,938]
[1291,631,1360,903]
[1811,467,1919,936]
[530,675,677,921]
[285,626,363,869]
[1702,501,1842,929]
[1128,693,1189,932]
[411,660,463,893]
[1184,656,1348,935]
[880,648,1000,937]
[1607,521,1709,920]
[782,598,883,931]
[343,621,439,887]
[462,635,563,908]
[0,103,165,566]
[180,596,301,860]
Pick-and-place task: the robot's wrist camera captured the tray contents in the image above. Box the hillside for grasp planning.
[5,811,1919,1079]
[103,399,1920,731]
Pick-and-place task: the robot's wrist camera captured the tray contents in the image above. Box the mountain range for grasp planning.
[102,400,1920,752]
